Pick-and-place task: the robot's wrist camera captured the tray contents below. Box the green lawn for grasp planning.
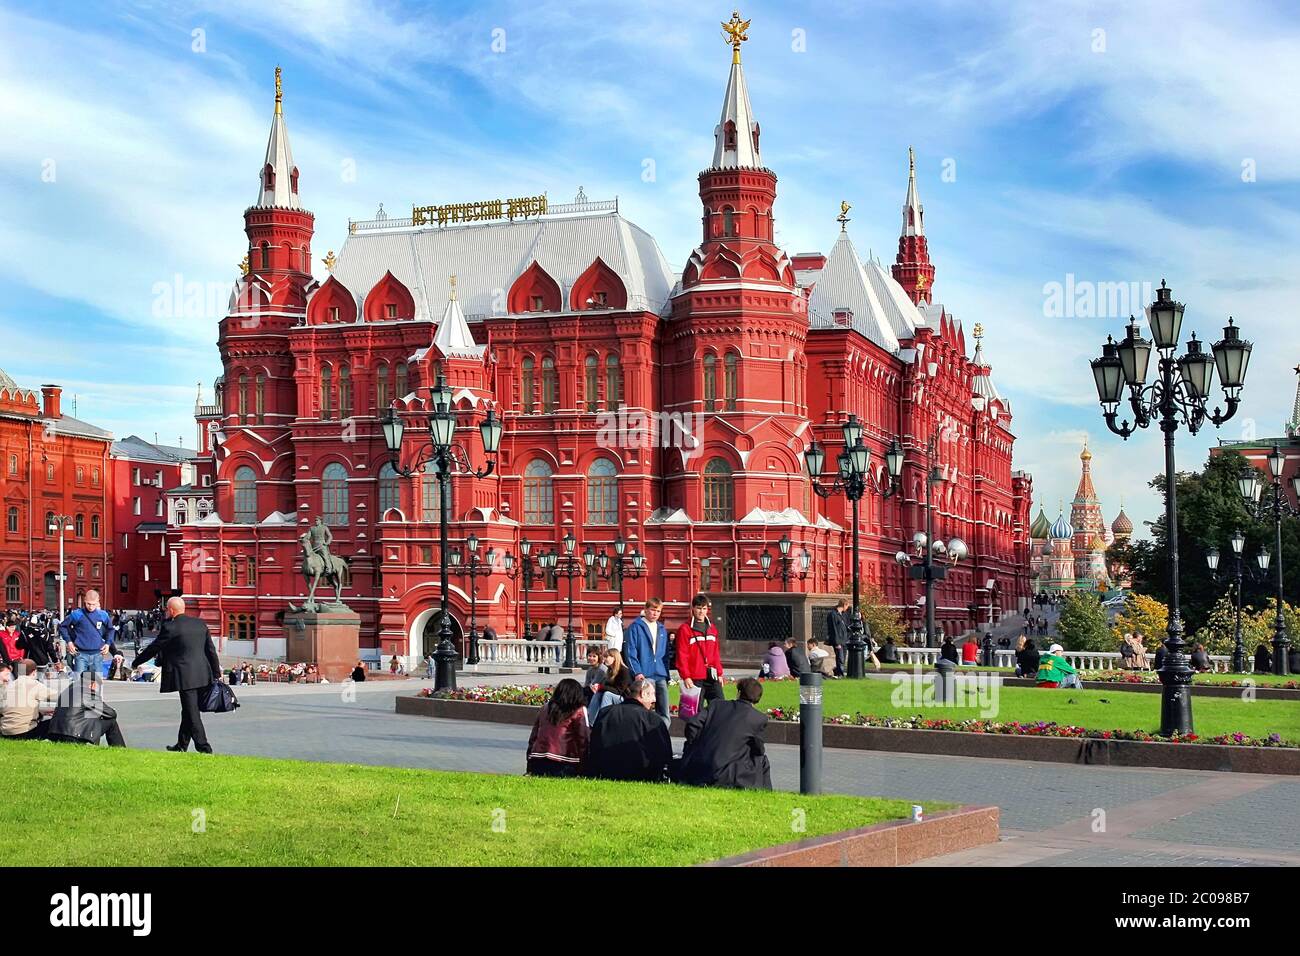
[690,676,1300,742]
[1081,671,1300,688]
[0,743,941,866]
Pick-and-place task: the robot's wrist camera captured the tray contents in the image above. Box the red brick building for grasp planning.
[177,45,1033,660]
[0,373,113,611]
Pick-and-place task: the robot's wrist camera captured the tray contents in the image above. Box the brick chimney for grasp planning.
[41,385,61,419]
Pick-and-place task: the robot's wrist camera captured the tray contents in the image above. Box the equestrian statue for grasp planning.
[292,516,351,612]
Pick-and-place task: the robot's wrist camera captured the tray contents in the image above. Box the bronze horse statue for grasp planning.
[297,533,349,610]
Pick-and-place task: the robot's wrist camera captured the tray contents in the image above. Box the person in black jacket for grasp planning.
[1016,637,1040,678]
[586,679,673,782]
[1254,644,1272,673]
[677,677,771,790]
[48,673,126,747]
[132,596,221,753]
[825,599,850,677]
[783,636,811,676]
[940,633,959,664]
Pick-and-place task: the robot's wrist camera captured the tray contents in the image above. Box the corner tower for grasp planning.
[891,148,936,305]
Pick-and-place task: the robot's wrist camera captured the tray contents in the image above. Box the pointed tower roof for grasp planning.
[1073,442,1098,503]
[1111,501,1133,536]
[432,276,485,359]
[1288,363,1300,437]
[970,323,1009,413]
[902,146,924,238]
[712,11,761,169]
[254,66,301,209]
[807,229,899,351]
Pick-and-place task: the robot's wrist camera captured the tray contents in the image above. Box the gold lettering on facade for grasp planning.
[411,193,549,227]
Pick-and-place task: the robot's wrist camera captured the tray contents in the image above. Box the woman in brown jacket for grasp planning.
[525,678,589,777]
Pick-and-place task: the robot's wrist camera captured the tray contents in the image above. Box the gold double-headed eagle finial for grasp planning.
[449,274,458,301]
[837,200,851,231]
[722,10,750,64]
[973,322,984,339]
[274,65,282,114]
[322,250,336,274]
[239,254,249,276]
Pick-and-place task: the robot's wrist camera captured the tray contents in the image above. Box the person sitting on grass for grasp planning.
[525,678,589,777]
[783,636,811,677]
[759,641,790,679]
[106,654,130,681]
[1255,643,1273,673]
[1190,643,1212,672]
[961,637,980,666]
[587,649,630,726]
[940,633,959,665]
[1015,636,1040,678]
[1035,644,1081,689]
[585,678,673,782]
[47,672,126,747]
[676,677,771,790]
[878,635,900,665]
[583,647,607,693]
[0,659,57,740]
[807,639,836,678]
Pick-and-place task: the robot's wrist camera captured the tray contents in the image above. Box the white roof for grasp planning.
[864,258,924,341]
[971,338,1009,413]
[806,231,900,351]
[331,210,675,321]
[433,293,485,359]
[712,59,761,169]
[255,104,300,210]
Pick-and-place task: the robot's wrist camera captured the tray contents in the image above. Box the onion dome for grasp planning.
[1029,506,1051,539]
[1090,534,1108,552]
[1111,507,1133,536]
[1050,512,1074,540]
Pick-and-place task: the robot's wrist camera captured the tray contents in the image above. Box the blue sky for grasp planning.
[3,0,1299,537]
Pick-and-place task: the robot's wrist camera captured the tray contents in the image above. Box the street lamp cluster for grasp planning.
[760,534,811,591]
[447,533,495,666]
[1205,530,1270,673]
[1238,444,1300,675]
[804,414,904,677]
[1090,281,1253,735]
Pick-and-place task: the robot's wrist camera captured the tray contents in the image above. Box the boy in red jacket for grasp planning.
[674,594,724,708]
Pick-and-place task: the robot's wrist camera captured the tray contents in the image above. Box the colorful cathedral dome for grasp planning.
[1090,534,1108,552]
[1029,506,1052,539]
[1111,507,1133,536]
[1050,513,1074,540]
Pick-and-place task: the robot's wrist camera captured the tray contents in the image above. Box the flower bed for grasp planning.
[766,708,1293,748]
[421,684,1294,749]
[1082,669,1300,690]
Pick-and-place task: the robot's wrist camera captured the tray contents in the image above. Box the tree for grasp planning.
[1055,591,1110,651]
[1192,594,1270,657]
[1125,450,1300,636]
[842,582,905,646]
[1111,592,1168,653]
[1246,599,1300,657]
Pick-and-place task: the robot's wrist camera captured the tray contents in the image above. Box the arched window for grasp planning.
[542,356,558,413]
[523,459,554,525]
[586,458,618,525]
[320,365,333,420]
[521,357,536,414]
[322,463,349,526]
[375,363,390,411]
[176,504,188,525]
[724,353,738,410]
[233,466,257,523]
[339,364,353,419]
[5,574,19,604]
[260,242,270,270]
[585,354,599,412]
[421,460,451,521]
[256,373,266,424]
[703,353,717,411]
[238,373,249,423]
[6,506,18,534]
[45,511,54,535]
[91,514,100,538]
[702,458,734,522]
[605,353,622,410]
[395,362,408,399]
[75,514,85,537]
[301,246,310,272]
[45,464,53,482]
[722,207,735,237]
[378,462,400,516]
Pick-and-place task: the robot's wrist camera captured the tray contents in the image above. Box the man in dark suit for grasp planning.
[676,677,771,790]
[825,598,850,677]
[132,596,222,753]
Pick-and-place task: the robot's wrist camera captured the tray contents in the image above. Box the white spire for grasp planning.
[712,12,760,169]
[902,146,923,237]
[255,66,301,209]
[432,276,485,359]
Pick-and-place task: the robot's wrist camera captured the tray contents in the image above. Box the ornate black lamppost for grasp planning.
[1090,282,1252,732]
[805,415,904,677]
[1205,529,1270,673]
[759,534,811,592]
[382,374,502,692]
[549,532,585,669]
[1238,445,1300,675]
[590,535,646,611]
[448,533,495,666]
[502,537,537,640]
[893,434,968,649]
